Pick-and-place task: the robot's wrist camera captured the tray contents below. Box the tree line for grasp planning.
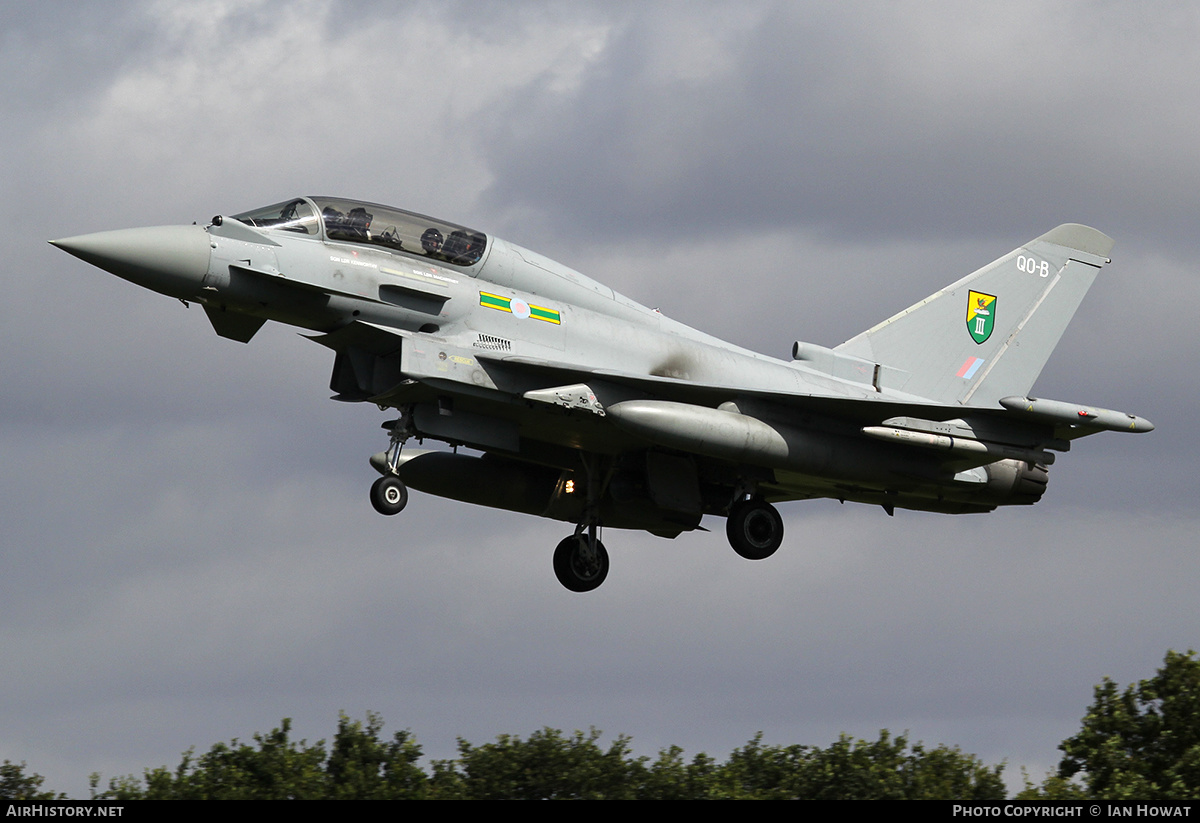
[4,650,1199,800]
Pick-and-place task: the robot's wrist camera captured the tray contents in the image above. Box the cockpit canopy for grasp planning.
[232,197,488,268]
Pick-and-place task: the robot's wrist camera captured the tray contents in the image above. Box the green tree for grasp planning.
[708,731,1005,800]
[94,713,427,800]
[0,760,63,800]
[431,727,645,800]
[325,711,427,799]
[1046,649,1200,799]
[709,732,810,799]
[637,745,718,800]
[83,714,1008,800]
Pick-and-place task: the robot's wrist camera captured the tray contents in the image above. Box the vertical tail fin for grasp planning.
[835,224,1113,406]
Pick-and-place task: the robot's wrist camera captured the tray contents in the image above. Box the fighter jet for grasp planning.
[51,197,1153,592]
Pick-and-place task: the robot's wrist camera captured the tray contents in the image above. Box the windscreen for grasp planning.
[232,199,320,235]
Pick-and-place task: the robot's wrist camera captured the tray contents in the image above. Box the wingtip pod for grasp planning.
[1035,224,1115,261]
[999,396,1155,433]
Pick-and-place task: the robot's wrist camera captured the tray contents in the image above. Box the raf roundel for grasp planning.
[509,298,531,320]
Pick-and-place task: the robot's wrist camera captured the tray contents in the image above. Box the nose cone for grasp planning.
[51,225,211,299]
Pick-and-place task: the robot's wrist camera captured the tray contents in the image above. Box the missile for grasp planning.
[859,425,1055,465]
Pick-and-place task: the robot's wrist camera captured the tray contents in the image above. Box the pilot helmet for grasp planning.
[421,227,444,254]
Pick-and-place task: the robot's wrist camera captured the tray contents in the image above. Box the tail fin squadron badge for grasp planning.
[967,290,996,344]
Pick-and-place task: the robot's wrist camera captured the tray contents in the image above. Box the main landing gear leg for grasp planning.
[726,496,784,560]
[552,455,611,592]
[369,410,413,516]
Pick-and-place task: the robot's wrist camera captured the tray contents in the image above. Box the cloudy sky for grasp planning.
[3,1,1197,796]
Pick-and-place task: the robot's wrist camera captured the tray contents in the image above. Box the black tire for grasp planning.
[726,499,783,560]
[553,535,609,592]
[370,475,408,516]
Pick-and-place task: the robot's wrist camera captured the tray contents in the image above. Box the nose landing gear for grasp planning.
[369,411,413,516]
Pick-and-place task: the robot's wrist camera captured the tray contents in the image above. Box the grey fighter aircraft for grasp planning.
[52,198,1153,592]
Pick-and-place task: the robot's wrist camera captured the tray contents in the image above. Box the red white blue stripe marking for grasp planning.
[956,356,985,379]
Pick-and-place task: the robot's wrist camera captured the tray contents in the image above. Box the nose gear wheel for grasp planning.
[370,475,408,515]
